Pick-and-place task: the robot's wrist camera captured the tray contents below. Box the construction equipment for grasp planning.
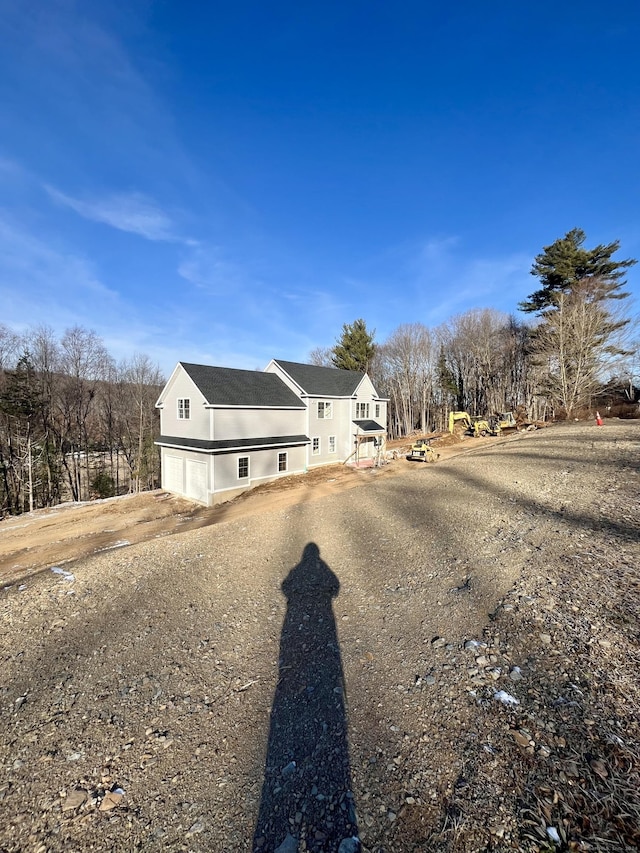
[448,411,497,438]
[407,438,439,462]
[496,411,518,433]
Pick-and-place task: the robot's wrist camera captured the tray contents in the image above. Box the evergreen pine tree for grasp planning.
[331,319,375,372]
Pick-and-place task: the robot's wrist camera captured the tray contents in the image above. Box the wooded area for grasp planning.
[312,231,638,437]
[0,324,163,516]
[372,310,539,438]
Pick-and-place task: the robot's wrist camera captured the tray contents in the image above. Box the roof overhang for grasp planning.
[352,419,386,435]
[203,404,305,410]
[156,434,310,454]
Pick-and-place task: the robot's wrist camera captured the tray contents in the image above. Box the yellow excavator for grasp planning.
[448,411,519,437]
[448,411,497,437]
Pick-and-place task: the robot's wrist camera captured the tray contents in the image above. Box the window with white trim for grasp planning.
[328,435,336,453]
[238,456,249,479]
[356,402,370,419]
[177,398,191,419]
[278,451,287,472]
[375,403,381,418]
[317,401,332,419]
[312,437,320,455]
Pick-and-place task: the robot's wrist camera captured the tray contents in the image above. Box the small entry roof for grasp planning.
[352,419,386,433]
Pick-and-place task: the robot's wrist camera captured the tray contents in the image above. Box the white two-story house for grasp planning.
[156,360,387,505]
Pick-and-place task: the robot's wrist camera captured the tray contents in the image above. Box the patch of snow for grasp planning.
[96,540,131,552]
[51,566,76,583]
[494,690,520,706]
[51,567,75,582]
[546,826,560,843]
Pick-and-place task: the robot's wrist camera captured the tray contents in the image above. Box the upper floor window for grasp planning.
[328,436,336,453]
[356,402,370,419]
[317,401,332,419]
[177,398,191,420]
[375,403,381,419]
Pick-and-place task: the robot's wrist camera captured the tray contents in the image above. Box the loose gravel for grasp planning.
[1,420,638,852]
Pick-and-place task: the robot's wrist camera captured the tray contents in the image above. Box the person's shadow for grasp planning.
[253,543,359,853]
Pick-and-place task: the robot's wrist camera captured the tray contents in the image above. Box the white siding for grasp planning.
[212,445,307,498]
[307,397,354,465]
[354,374,377,399]
[213,407,305,441]
[159,367,210,440]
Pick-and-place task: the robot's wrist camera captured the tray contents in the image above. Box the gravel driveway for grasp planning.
[1,420,639,852]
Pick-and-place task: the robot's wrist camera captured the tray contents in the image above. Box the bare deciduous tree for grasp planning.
[307,346,333,367]
[376,323,435,437]
[529,282,633,416]
[56,327,113,500]
[119,354,164,493]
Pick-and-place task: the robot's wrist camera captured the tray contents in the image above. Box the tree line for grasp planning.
[0,325,164,515]
[314,230,638,437]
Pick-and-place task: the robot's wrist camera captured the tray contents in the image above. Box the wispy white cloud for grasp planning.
[419,235,460,267]
[341,234,533,341]
[44,185,183,243]
[0,215,121,325]
[0,219,207,375]
[411,239,532,324]
[0,212,294,375]
[177,244,252,292]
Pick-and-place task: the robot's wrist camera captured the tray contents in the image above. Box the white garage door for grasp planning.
[186,459,208,504]
[164,454,184,494]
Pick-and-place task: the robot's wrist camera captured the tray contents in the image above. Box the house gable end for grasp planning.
[156,363,207,409]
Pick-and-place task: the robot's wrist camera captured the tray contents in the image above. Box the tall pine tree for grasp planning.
[521,229,636,416]
[331,319,375,372]
[520,228,635,313]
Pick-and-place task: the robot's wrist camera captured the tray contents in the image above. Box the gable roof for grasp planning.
[272,360,366,397]
[180,362,304,408]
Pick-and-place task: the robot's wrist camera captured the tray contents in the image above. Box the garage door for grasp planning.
[164,454,184,494]
[186,459,208,504]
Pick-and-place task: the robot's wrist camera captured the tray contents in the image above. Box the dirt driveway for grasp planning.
[0,432,498,588]
[1,421,638,852]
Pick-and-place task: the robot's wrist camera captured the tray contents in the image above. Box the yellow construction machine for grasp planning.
[407,437,440,463]
[496,411,518,433]
[448,411,497,438]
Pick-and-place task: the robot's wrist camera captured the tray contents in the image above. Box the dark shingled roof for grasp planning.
[353,419,386,433]
[180,363,304,408]
[273,360,365,396]
[156,434,309,453]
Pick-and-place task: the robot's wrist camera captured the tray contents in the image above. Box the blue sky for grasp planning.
[1,0,639,377]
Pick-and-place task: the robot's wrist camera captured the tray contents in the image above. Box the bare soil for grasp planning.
[0,432,494,587]
[1,421,638,852]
